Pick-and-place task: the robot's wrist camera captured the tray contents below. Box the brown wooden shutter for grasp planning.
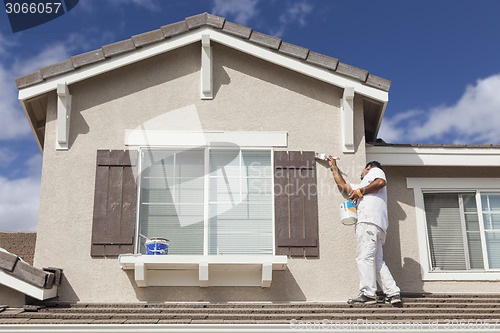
[91,150,138,257]
[274,151,319,257]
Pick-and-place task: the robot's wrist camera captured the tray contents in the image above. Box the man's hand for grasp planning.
[349,189,362,204]
[327,155,337,168]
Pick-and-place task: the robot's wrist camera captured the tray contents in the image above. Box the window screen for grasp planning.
[137,148,273,256]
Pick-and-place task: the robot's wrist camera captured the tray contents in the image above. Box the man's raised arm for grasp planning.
[328,156,352,195]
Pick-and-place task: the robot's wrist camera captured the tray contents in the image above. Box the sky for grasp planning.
[0,0,500,232]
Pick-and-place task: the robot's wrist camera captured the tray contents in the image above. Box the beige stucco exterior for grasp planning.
[383,166,500,294]
[31,39,500,304]
[0,287,25,307]
[33,42,370,303]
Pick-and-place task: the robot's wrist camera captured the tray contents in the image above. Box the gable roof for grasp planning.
[1,294,499,327]
[15,13,391,92]
[16,13,391,151]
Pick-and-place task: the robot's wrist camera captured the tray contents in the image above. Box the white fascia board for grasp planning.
[125,130,288,147]
[0,270,57,300]
[18,27,388,105]
[18,29,203,101]
[367,146,500,166]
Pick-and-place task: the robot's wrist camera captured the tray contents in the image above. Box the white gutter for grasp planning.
[366,145,500,166]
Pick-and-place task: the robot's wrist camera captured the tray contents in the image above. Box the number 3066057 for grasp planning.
[5,2,62,14]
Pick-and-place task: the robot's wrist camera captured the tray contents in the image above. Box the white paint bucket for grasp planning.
[340,201,357,225]
[145,238,170,255]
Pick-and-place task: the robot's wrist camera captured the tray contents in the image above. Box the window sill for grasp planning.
[422,271,500,281]
[118,254,288,287]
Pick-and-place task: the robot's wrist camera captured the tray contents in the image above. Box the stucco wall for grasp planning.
[0,286,25,308]
[34,42,369,303]
[384,166,500,294]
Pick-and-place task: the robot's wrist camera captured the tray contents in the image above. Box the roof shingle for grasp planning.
[1,294,499,325]
[71,49,105,68]
[15,12,391,92]
[131,29,164,48]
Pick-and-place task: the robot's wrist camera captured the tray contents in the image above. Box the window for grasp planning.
[424,191,500,272]
[424,193,483,271]
[407,178,500,280]
[136,148,274,256]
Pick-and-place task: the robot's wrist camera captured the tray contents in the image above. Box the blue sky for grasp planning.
[1,0,500,231]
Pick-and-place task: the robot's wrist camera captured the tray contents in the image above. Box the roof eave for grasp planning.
[366,144,500,167]
[18,27,389,102]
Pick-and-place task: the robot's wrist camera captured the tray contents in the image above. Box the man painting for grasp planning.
[328,157,401,305]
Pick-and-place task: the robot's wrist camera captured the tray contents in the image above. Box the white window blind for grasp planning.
[208,150,273,255]
[138,149,205,255]
[424,193,467,270]
[137,148,273,256]
[424,192,484,271]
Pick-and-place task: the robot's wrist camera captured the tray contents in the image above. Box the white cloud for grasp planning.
[281,1,313,26]
[0,66,32,139]
[0,33,17,56]
[0,155,42,232]
[0,42,71,140]
[379,74,500,144]
[212,0,259,25]
[1,33,93,141]
[0,148,17,168]
[378,109,424,143]
[12,43,71,76]
[272,1,313,38]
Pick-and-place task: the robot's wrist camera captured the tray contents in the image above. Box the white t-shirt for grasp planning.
[350,167,389,232]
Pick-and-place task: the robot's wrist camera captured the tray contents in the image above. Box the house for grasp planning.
[2,12,500,329]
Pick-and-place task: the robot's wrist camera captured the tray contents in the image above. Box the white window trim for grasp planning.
[125,130,287,148]
[407,177,500,281]
[128,144,287,287]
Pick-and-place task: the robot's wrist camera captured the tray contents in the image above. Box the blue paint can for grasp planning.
[145,238,170,255]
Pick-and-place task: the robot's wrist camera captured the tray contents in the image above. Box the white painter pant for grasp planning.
[356,222,400,298]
